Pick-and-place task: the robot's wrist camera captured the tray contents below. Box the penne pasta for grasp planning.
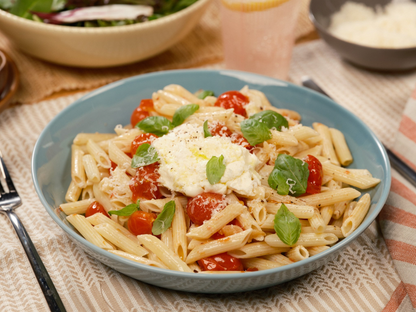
[265,233,338,247]
[186,229,252,264]
[94,223,148,257]
[58,84,380,275]
[137,235,192,272]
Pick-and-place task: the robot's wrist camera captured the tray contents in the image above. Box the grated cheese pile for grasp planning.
[328,1,416,48]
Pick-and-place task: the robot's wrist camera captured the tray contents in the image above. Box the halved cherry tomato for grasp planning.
[187,192,227,226]
[85,201,110,218]
[198,253,244,271]
[131,99,154,127]
[130,163,163,201]
[304,155,323,195]
[209,122,253,151]
[127,210,157,236]
[131,133,158,155]
[214,91,249,117]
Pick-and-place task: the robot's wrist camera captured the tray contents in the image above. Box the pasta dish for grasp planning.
[59,84,380,273]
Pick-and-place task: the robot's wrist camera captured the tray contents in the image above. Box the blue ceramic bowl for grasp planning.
[32,70,391,293]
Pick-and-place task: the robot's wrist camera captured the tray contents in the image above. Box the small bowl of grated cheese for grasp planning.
[309,0,416,71]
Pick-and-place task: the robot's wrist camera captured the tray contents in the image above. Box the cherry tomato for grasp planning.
[187,192,227,226]
[130,99,154,127]
[85,201,110,218]
[130,163,163,201]
[198,253,244,271]
[109,160,118,172]
[209,122,233,137]
[127,210,157,236]
[304,155,323,195]
[214,91,249,117]
[131,133,158,155]
[209,122,253,151]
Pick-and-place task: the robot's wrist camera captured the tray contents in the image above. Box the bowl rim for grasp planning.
[31,69,392,281]
[0,0,210,33]
[308,0,416,52]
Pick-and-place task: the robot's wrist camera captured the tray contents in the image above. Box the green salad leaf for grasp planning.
[240,119,272,146]
[136,116,174,137]
[131,143,159,168]
[274,203,301,246]
[10,0,53,18]
[203,120,212,138]
[152,200,176,235]
[172,104,199,127]
[108,200,140,216]
[206,155,226,185]
[249,110,288,131]
[268,154,309,196]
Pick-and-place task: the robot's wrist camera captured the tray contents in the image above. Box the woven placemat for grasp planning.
[0,0,314,105]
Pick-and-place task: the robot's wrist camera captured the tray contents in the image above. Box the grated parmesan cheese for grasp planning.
[328,1,416,48]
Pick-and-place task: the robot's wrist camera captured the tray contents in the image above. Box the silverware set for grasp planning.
[0,149,66,311]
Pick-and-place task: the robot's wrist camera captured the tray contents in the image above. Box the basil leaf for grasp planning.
[206,155,226,185]
[240,119,272,146]
[136,116,173,137]
[108,201,140,216]
[152,200,176,235]
[249,110,289,131]
[196,90,215,99]
[268,154,309,196]
[172,104,199,127]
[131,143,159,168]
[203,120,212,138]
[274,203,301,246]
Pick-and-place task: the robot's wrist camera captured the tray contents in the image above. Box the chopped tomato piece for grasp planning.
[209,122,253,151]
[131,99,154,127]
[131,133,158,155]
[304,155,323,195]
[214,91,249,117]
[187,192,227,226]
[129,163,162,201]
[85,201,110,218]
[127,210,157,236]
[198,253,244,271]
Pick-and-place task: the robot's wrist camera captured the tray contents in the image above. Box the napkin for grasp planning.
[377,92,416,311]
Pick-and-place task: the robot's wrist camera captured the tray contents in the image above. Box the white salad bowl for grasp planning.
[0,0,211,67]
[32,70,391,293]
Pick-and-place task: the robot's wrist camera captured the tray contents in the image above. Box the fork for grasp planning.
[0,149,66,312]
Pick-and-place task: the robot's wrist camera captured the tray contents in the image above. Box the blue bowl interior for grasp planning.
[32,69,391,291]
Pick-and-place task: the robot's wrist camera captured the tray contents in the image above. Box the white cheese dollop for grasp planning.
[152,123,261,197]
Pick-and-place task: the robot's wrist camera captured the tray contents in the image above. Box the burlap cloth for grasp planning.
[1,0,313,104]
[1,1,416,311]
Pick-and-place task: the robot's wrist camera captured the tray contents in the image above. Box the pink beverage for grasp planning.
[220,0,301,80]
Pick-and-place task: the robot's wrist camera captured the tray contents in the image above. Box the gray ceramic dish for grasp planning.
[310,0,416,71]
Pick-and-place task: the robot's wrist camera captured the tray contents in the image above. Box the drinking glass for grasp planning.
[219,0,301,80]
